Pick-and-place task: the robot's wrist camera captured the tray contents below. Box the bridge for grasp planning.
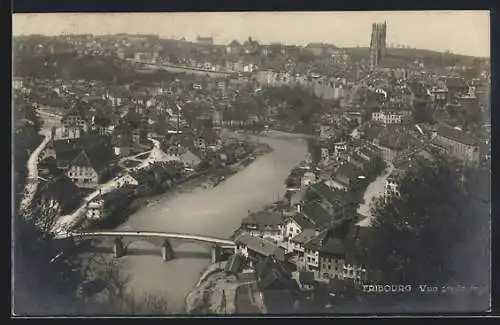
[55,231,236,263]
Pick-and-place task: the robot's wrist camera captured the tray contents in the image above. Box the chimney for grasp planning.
[296,204,302,213]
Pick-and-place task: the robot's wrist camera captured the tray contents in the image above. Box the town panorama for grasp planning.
[12,12,491,316]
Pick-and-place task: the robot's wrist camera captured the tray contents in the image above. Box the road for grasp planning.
[18,132,53,215]
[18,105,59,215]
[356,161,394,226]
[87,129,309,313]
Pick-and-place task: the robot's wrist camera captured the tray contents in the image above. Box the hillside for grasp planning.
[343,47,480,66]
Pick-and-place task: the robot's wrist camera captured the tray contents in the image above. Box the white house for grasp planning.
[86,197,105,220]
[301,171,317,188]
[115,174,139,188]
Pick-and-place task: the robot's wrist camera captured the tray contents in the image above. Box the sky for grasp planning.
[13,11,490,57]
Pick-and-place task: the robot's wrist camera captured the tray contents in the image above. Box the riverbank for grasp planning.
[84,129,308,313]
[86,141,273,231]
[185,262,264,315]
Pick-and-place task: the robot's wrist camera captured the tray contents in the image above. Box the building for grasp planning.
[289,229,319,269]
[431,124,480,166]
[309,182,355,219]
[369,21,387,71]
[63,138,116,189]
[319,237,346,280]
[234,234,286,268]
[86,188,132,221]
[196,35,213,45]
[239,210,284,243]
[371,110,410,125]
[57,102,91,140]
[226,40,242,54]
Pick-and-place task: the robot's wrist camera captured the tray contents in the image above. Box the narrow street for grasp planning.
[356,161,394,224]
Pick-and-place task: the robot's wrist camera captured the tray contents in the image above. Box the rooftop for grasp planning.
[241,210,284,228]
[290,229,318,244]
[436,124,479,146]
[235,234,284,260]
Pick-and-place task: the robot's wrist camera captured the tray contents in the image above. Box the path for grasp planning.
[356,161,394,226]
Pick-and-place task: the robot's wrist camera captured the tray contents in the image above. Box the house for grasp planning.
[193,127,220,152]
[373,131,410,162]
[299,201,335,230]
[254,256,299,313]
[303,232,327,274]
[371,110,410,125]
[309,182,355,219]
[289,229,319,269]
[384,168,406,197]
[57,101,91,140]
[239,210,284,243]
[282,213,316,248]
[431,124,480,166]
[226,40,242,54]
[297,271,316,292]
[234,234,286,267]
[242,37,260,54]
[445,77,469,102]
[115,174,140,188]
[111,122,134,156]
[64,138,116,189]
[318,237,346,281]
[86,188,132,221]
[301,171,317,188]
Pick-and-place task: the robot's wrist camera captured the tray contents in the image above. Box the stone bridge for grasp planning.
[55,231,235,263]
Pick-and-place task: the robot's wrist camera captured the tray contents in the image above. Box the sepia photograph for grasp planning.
[12,11,491,316]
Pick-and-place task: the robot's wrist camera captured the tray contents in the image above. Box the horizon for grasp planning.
[13,11,490,58]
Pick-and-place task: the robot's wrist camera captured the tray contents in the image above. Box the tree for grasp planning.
[307,138,322,166]
[363,158,489,291]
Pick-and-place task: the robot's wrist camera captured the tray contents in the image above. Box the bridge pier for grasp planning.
[161,240,174,262]
[113,238,126,258]
[211,245,222,263]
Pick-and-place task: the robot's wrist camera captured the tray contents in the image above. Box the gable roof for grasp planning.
[310,182,352,209]
[68,137,115,173]
[290,229,317,244]
[436,124,478,146]
[300,201,333,228]
[298,271,316,285]
[235,234,282,259]
[285,213,315,230]
[319,237,346,256]
[241,210,284,228]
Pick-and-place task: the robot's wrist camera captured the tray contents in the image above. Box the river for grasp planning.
[111,130,309,313]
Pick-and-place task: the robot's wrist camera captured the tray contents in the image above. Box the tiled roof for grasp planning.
[311,181,351,208]
[290,229,317,244]
[298,271,315,285]
[286,214,315,230]
[241,210,284,228]
[235,234,280,258]
[319,237,346,256]
[436,124,478,146]
[300,201,333,228]
[67,136,115,173]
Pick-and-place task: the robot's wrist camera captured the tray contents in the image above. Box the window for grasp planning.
[327,265,331,270]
